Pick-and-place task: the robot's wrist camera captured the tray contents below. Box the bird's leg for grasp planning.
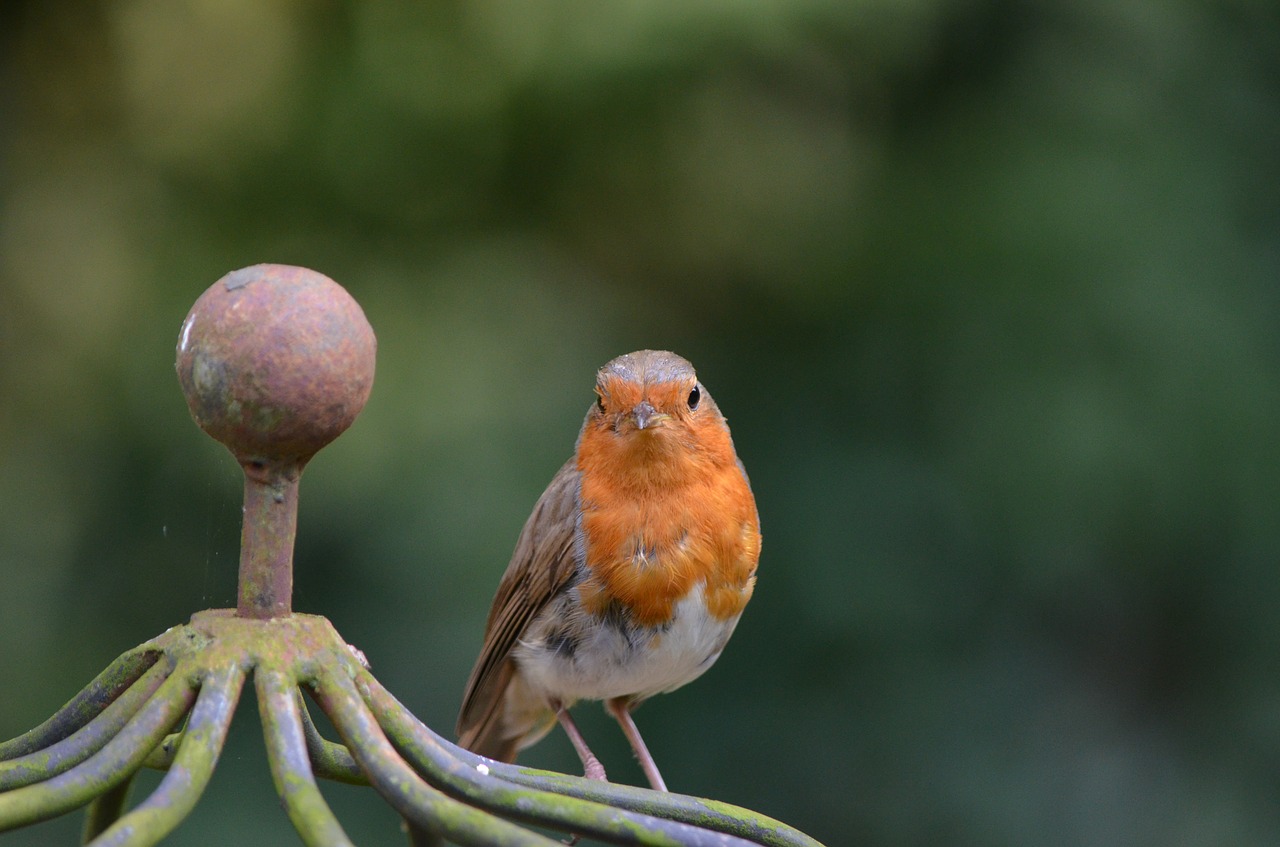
[552,700,607,782]
[605,697,667,792]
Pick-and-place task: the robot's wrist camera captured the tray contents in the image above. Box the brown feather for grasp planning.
[456,458,582,758]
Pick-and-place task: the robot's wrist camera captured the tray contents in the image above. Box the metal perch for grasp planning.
[0,264,825,847]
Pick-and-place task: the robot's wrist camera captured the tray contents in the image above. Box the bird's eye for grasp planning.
[595,394,606,412]
[687,385,701,410]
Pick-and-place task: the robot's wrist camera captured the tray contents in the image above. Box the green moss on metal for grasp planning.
[5,611,824,846]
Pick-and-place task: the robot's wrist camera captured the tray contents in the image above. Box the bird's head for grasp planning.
[591,350,711,430]
[579,350,735,481]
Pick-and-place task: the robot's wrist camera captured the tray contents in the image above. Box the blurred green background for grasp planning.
[2,0,1279,844]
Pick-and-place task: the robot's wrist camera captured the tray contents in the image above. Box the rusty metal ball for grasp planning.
[176,264,376,466]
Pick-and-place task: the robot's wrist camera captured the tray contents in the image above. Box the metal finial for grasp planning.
[175,263,376,619]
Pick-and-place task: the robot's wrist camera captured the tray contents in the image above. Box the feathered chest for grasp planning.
[574,453,760,628]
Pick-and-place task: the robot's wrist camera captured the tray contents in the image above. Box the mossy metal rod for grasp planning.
[311,660,564,847]
[139,733,183,772]
[0,669,196,830]
[257,666,355,847]
[406,820,446,847]
[509,773,818,847]
[88,665,246,847]
[473,761,822,847]
[296,693,367,786]
[361,671,756,847]
[81,776,135,842]
[483,774,822,847]
[0,647,162,762]
[369,676,822,847]
[0,661,173,791]
[237,464,300,619]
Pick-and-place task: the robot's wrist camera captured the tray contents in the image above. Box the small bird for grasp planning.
[456,350,761,791]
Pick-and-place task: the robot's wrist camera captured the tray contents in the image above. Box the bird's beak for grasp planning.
[630,400,664,430]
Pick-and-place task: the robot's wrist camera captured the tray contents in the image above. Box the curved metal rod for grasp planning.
[0,662,197,831]
[295,692,367,786]
[308,660,564,847]
[256,666,355,847]
[361,674,823,847]
[480,770,823,847]
[0,659,173,790]
[86,663,246,847]
[140,731,183,772]
[486,766,822,847]
[406,820,446,847]
[360,672,759,847]
[0,647,161,761]
[82,774,136,842]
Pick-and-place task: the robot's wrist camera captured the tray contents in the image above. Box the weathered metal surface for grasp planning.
[0,648,161,762]
[88,664,245,847]
[174,264,376,620]
[2,606,825,847]
[296,695,366,785]
[0,669,196,829]
[235,466,300,619]
[363,672,762,847]
[81,776,135,842]
[258,667,355,847]
[0,660,172,790]
[311,656,564,847]
[460,753,822,847]
[434,731,824,847]
[175,264,376,467]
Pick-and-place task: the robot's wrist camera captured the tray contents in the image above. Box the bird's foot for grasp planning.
[582,753,608,782]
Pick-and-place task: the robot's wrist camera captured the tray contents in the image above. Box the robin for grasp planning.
[456,350,761,791]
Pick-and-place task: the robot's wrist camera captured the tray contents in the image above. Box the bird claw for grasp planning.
[583,756,608,782]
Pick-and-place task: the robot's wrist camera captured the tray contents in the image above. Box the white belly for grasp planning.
[514,583,741,705]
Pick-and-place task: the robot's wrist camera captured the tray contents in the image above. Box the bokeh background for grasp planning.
[2,1,1279,844]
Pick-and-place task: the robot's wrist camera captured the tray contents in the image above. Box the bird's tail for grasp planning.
[456,669,558,764]
[457,720,521,763]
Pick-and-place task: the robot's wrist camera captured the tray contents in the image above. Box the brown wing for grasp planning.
[456,458,582,758]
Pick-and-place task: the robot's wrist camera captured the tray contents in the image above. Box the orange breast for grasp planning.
[575,421,760,628]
